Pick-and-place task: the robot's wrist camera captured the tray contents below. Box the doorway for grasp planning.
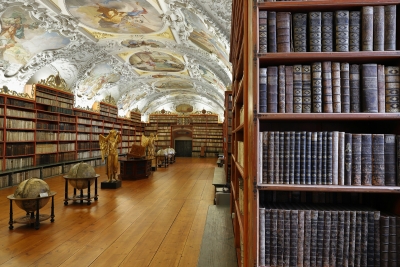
[175,140,192,157]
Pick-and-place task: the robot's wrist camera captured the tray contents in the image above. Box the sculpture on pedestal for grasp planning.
[99,129,121,182]
[141,133,158,158]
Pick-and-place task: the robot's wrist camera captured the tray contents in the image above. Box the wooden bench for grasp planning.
[197,205,238,267]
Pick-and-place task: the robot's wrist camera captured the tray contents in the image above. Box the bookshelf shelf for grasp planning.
[258,113,400,120]
[258,0,400,10]
[257,184,400,193]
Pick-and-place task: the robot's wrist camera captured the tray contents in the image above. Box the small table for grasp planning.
[63,175,99,205]
[119,157,152,180]
[7,191,56,230]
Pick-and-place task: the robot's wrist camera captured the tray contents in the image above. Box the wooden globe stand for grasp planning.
[7,191,57,230]
[63,175,99,205]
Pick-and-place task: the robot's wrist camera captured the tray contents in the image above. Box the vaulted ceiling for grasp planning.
[0,0,232,121]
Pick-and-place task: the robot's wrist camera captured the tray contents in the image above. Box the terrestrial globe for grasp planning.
[64,162,97,190]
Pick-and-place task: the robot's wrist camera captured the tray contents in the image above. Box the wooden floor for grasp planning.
[0,157,217,267]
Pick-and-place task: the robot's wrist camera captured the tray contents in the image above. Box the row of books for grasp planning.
[6,98,34,109]
[259,6,396,53]
[11,169,40,186]
[6,131,34,142]
[42,166,63,178]
[36,144,57,154]
[259,63,400,113]
[37,132,57,141]
[6,108,35,118]
[58,152,75,162]
[59,143,75,152]
[6,119,35,129]
[36,154,57,165]
[260,131,399,186]
[37,112,57,121]
[6,144,35,156]
[5,157,33,170]
[259,203,398,267]
[0,175,8,188]
[37,122,58,130]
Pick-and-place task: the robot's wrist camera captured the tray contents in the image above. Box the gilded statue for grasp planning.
[99,129,121,182]
[141,133,158,158]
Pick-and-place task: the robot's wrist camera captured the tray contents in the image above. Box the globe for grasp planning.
[64,162,97,190]
[157,149,167,156]
[13,178,51,212]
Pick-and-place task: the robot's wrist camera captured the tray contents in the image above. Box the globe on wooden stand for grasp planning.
[7,178,56,230]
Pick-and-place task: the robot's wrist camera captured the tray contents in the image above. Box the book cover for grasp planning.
[268,11,277,53]
[259,11,268,53]
[277,12,291,53]
[265,208,272,266]
[274,131,280,184]
[259,208,266,266]
[367,211,375,266]
[295,131,301,184]
[360,211,369,266]
[352,134,362,185]
[332,62,342,113]
[284,132,291,184]
[338,132,345,185]
[306,132,312,185]
[259,67,267,113]
[380,215,389,266]
[309,11,322,52]
[293,65,303,113]
[384,5,397,51]
[267,131,275,184]
[311,132,318,185]
[372,134,385,186]
[361,63,378,113]
[262,131,269,184]
[349,210,357,266]
[388,216,397,266]
[384,134,396,186]
[267,66,278,113]
[329,210,338,267]
[332,131,339,185]
[322,210,331,267]
[349,11,361,51]
[304,209,312,267]
[271,209,279,266]
[302,65,312,113]
[279,132,285,184]
[350,64,361,112]
[293,13,308,52]
[300,131,307,184]
[336,210,345,266]
[283,209,291,266]
[312,62,322,113]
[290,131,295,184]
[335,10,350,52]
[327,132,333,185]
[341,62,350,113]
[345,133,353,185]
[285,66,294,113]
[384,66,400,113]
[361,6,374,51]
[373,6,385,51]
[343,210,351,267]
[290,209,299,267]
[322,61,333,113]
[278,65,286,113]
[322,12,334,52]
[317,132,323,185]
[361,134,372,185]
[316,210,325,266]
[310,210,319,266]
[377,64,386,113]
[355,211,362,266]
[374,211,381,267]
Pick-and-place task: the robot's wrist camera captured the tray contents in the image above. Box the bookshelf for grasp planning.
[148,114,177,150]
[191,114,223,157]
[224,91,233,186]
[230,0,400,266]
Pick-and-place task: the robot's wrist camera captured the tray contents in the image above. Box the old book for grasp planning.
[290,131,295,184]
[311,132,318,185]
[284,132,291,184]
[265,208,272,266]
[306,132,312,185]
[373,6,385,51]
[343,210,351,267]
[397,216,400,265]
[295,132,301,184]
[332,62,341,113]
[384,134,396,186]
[361,134,372,185]
[329,211,338,267]
[297,210,305,267]
[322,131,328,185]
[384,66,400,113]
[309,11,322,52]
[332,131,339,185]
[310,209,319,266]
[259,11,268,53]
[312,62,322,113]
[277,12,291,53]
[300,131,307,184]
[321,12,334,52]
[278,65,286,113]
[336,210,345,266]
[352,133,362,185]
[262,132,269,184]
[349,11,361,51]
[361,6,374,51]
[304,209,312,267]
[271,209,279,266]
[361,63,378,113]
[317,132,323,185]
[380,215,389,267]
[293,65,303,113]
[279,132,285,184]
[349,210,357,266]
[384,5,397,51]
[389,216,397,267]
[283,209,291,266]
[349,64,361,112]
[267,66,278,113]
[290,209,299,267]
[335,10,350,52]
[341,62,350,113]
[367,211,375,267]
[338,132,345,185]
[293,13,307,52]
[259,68,268,113]
[274,131,280,184]
[268,11,277,53]
[259,208,266,266]
[327,132,333,185]
[322,61,333,113]
[355,211,362,266]
[316,210,325,266]
[267,131,275,184]
[372,134,385,186]
[322,211,331,267]
[377,64,386,113]
[360,211,369,266]
[285,66,294,113]
[345,133,352,185]
[302,65,312,113]
[374,211,381,267]
[398,135,400,186]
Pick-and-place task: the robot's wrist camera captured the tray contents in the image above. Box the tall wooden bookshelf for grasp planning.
[224,91,233,185]
[191,114,223,157]
[231,0,400,266]
[148,113,177,150]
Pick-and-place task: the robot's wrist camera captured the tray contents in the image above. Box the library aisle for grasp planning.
[0,157,218,267]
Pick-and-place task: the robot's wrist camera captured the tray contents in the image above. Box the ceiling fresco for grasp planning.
[0,0,232,121]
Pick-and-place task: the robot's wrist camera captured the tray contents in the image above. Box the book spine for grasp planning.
[361,134,372,185]
[267,131,275,184]
[361,6,374,51]
[259,11,268,53]
[267,66,278,113]
[285,66,294,113]
[380,215,389,267]
[304,210,312,267]
[377,64,386,113]
[349,64,361,113]
[323,211,331,267]
[338,132,345,185]
[398,135,400,186]
[293,65,303,113]
[259,68,268,113]
[306,132,312,185]
[349,211,357,266]
[309,11,322,52]
[367,211,375,267]
[262,132,269,184]
[276,12,291,53]
[322,61,333,113]
[290,131,295,184]
[317,210,325,266]
[274,131,280,184]
[388,216,397,267]
[278,65,286,113]
[361,63,378,113]
[310,210,319,266]
[384,5,397,51]
[341,62,350,113]
[384,134,396,186]
[343,210,351,267]
[297,210,305,267]
[329,211,338,267]
[361,211,369,266]
[311,132,318,185]
[283,209,291,266]
[322,131,328,185]
[271,209,278,266]
[396,216,400,266]
[332,131,339,185]
[317,132,323,185]
[265,208,271,266]
[279,132,285,184]
[295,132,301,184]
[300,131,307,184]
[321,12,334,52]
[374,211,381,267]
[302,65,312,113]
[268,11,277,53]
[332,62,342,113]
[352,133,362,185]
[337,210,345,266]
[259,208,266,266]
[312,62,322,113]
[290,210,299,267]
[373,6,385,51]
[349,11,361,51]
[284,132,290,184]
[345,133,353,185]
[372,134,385,186]
[355,211,362,266]
[293,13,308,52]
[335,10,350,52]
[384,66,400,113]
[277,209,284,266]
[327,132,333,185]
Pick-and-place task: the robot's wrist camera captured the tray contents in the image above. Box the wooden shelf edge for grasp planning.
[258,1,400,9]
[258,113,400,120]
[258,184,400,193]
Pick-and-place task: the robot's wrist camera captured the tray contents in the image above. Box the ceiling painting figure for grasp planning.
[129,51,185,72]
[65,0,163,34]
[121,39,165,48]
[154,79,193,90]
[199,65,226,91]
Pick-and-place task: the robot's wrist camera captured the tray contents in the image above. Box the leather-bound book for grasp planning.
[367,211,375,267]
[336,210,345,266]
[352,133,362,185]
[373,6,385,51]
[304,209,312,267]
[316,210,325,267]
[371,134,385,186]
[349,11,361,51]
[335,10,349,52]
[265,207,272,266]
[311,132,318,185]
[350,64,361,112]
[322,12,334,52]
[349,210,357,266]
[290,131,295,184]
[270,208,279,266]
[329,210,338,267]
[290,209,299,267]
[360,211,369,266]
[322,211,331,267]
[361,6,374,51]
[384,5,397,51]
[259,208,265,266]
[279,132,285,184]
[327,132,333,185]
[343,210,351,266]
[397,135,400,186]
[259,67,268,113]
[277,12,291,53]
[283,209,291,266]
[293,13,307,52]
[312,62,322,113]
[322,61,333,113]
[355,211,362,266]
[361,134,372,186]
[309,11,322,52]
[262,131,269,184]
[306,132,312,185]
[317,132,323,185]
[384,66,400,113]
[332,131,339,185]
[332,62,341,113]
[380,215,389,267]
[377,64,386,113]
[267,131,275,184]
[278,65,286,113]
[268,11,277,53]
[267,66,278,113]
[293,65,303,113]
[384,134,396,186]
[338,132,345,185]
[302,65,312,113]
[345,133,352,185]
[259,11,268,53]
[396,216,400,265]
[310,209,319,266]
[341,62,350,113]
[361,63,378,113]
[300,131,307,184]
[295,131,301,184]
[388,216,397,267]
[285,66,294,113]
[374,211,381,267]
[284,132,291,184]
[297,210,305,267]
[274,131,280,184]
